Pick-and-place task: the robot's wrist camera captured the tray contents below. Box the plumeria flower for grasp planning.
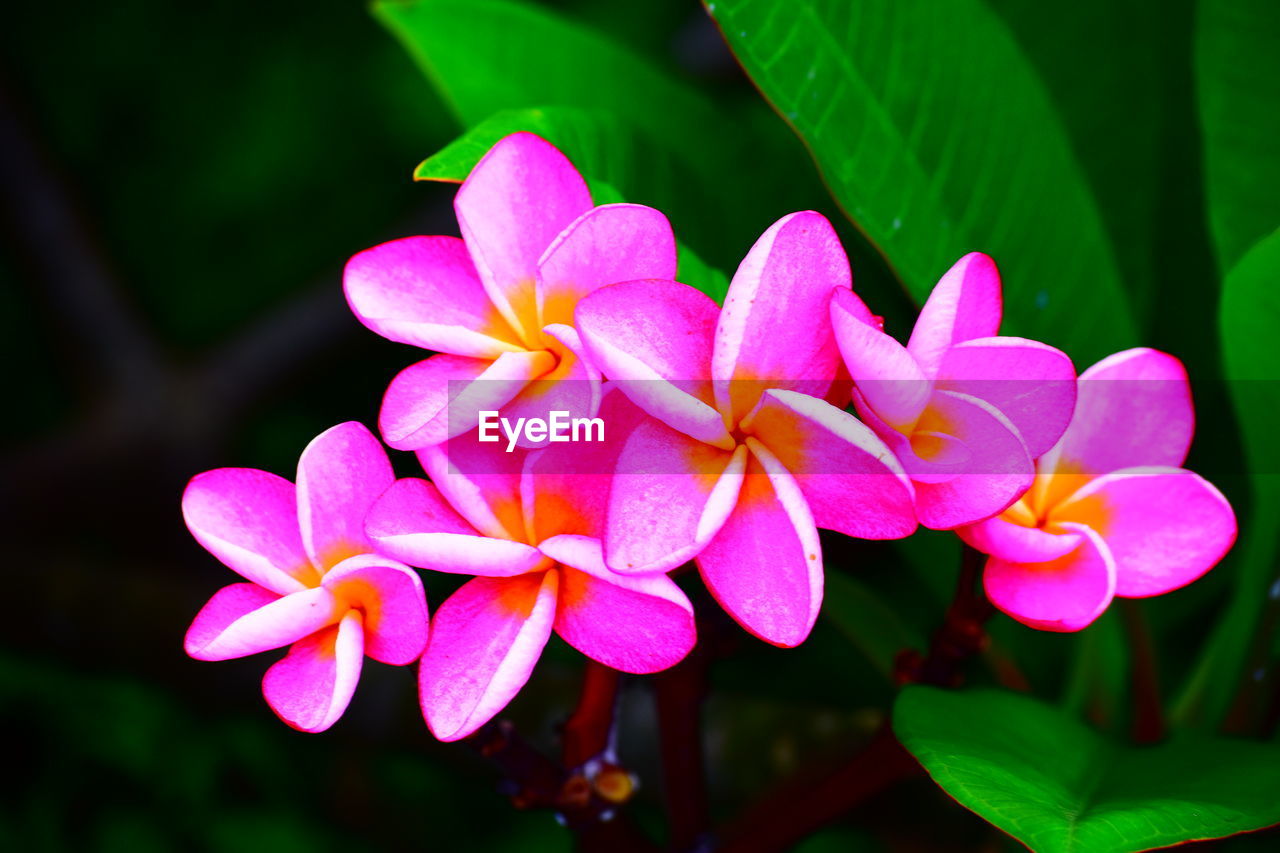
[829,252,1078,529]
[573,211,917,648]
[958,348,1236,631]
[365,391,696,742]
[183,422,429,732]
[344,131,677,450]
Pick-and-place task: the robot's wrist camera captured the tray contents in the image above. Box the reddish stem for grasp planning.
[654,645,711,852]
[563,661,622,769]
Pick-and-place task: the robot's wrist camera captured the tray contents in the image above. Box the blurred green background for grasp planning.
[2,0,1277,850]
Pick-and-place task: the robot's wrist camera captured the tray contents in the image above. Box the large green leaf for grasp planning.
[375,0,816,270]
[895,686,1280,851]
[1174,227,1280,728]
[705,0,1138,363]
[1197,0,1280,274]
[414,109,732,302]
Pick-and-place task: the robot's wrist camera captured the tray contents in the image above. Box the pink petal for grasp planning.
[417,439,529,541]
[906,252,1002,377]
[498,324,602,449]
[697,439,823,647]
[1043,348,1194,481]
[185,586,339,661]
[957,514,1083,563]
[263,611,365,733]
[1051,467,1236,598]
[543,536,695,673]
[605,418,747,573]
[910,390,1035,529]
[296,422,394,570]
[830,288,931,430]
[742,389,916,539]
[455,132,592,341]
[713,211,851,422]
[537,203,677,327]
[935,337,1077,458]
[365,478,544,576]
[983,523,1116,632]
[322,554,430,665]
[852,390,974,485]
[521,388,649,542]
[343,235,523,358]
[575,279,731,448]
[185,582,279,658]
[379,351,550,451]
[418,571,558,742]
[182,468,316,594]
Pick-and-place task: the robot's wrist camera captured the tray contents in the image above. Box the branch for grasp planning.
[653,640,711,852]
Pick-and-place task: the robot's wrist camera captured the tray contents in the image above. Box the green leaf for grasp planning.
[823,570,924,681]
[415,107,733,302]
[1197,0,1280,273]
[376,0,810,270]
[1174,227,1280,728]
[895,686,1280,852]
[705,0,1138,363]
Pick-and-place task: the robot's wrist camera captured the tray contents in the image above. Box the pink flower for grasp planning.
[183,422,429,732]
[344,132,677,450]
[365,391,696,741]
[958,348,1237,631]
[830,253,1078,529]
[573,212,917,648]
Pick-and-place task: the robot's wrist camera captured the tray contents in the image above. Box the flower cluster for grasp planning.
[183,133,1236,736]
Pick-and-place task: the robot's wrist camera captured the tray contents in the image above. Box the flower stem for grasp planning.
[1119,598,1165,743]
[654,642,711,852]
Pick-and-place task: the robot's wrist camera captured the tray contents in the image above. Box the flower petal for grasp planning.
[343,235,523,358]
[910,390,1035,529]
[322,554,430,665]
[538,203,677,327]
[379,351,550,452]
[263,611,365,733]
[185,586,340,661]
[1043,348,1194,480]
[417,439,529,541]
[542,536,695,673]
[418,571,558,742]
[455,132,592,340]
[742,389,916,539]
[830,288,931,430]
[935,337,1076,458]
[713,211,851,422]
[957,515,1083,563]
[1051,467,1236,598]
[697,439,823,647]
[605,418,747,573]
[182,468,315,594]
[185,583,279,658]
[296,422,394,570]
[365,478,544,576]
[983,523,1116,632]
[906,252,1002,377]
[575,279,730,447]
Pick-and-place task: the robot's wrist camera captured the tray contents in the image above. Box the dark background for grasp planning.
[0,1,1271,850]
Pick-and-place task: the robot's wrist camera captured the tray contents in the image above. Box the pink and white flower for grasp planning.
[183,422,428,732]
[365,391,696,741]
[344,132,677,450]
[573,211,917,648]
[959,348,1237,631]
[830,253,1078,529]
